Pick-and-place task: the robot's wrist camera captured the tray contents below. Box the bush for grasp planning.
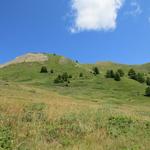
[40,66,48,73]
[114,72,121,81]
[93,67,100,75]
[0,126,12,149]
[69,75,72,78]
[79,73,83,77]
[128,69,146,83]
[22,103,47,122]
[107,116,133,137]
[136,73,145,83]
[54,75,64,84]
[50,69,54,74]
[105,70,115,78]
[145,87,150,97]
[62,72,69,82]
[128,68,136,80]
[146,77,150,86]
[54,73,70,84]
[117,69,124,77]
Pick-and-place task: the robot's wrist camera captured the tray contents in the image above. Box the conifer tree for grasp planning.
[114,72,121,81]
[40,66,48,73]
[128,69,137,80]
[117,69,125,77]
[146,77,150,86]
[145,87,150,96]
[93,67,100,75]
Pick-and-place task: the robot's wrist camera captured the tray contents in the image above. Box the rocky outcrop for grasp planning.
[0,53,48,68]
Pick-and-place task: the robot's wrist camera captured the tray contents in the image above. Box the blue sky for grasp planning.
[0,0,150,64]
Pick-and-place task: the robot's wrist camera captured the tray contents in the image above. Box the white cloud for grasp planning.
[70,0,124,33]
[125,1,142,16]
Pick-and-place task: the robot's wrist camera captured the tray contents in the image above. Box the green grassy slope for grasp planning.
[0,53,149,106]
[0,53,150,150]
[0,54,91,82]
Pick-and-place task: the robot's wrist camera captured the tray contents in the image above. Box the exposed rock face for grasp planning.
[0,53,48,68]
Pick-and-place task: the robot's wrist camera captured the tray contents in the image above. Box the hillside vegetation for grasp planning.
[0,53,150,150]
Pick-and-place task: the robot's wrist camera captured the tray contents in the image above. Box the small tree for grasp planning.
[128,69,137,80]
[136,73,145,83]
[145,87,150,96]
[62,72,69,81]
[69,75,72,78]
[50,69,54,74]
[54,75,63,83]
[79,73,83,77]
[106,70,114,78]
[146,77,150,86]
[93,67,100,75]
[117,69,125,77]
[40,66,48,73]
[114,72,121,81]
[105,70,111,78]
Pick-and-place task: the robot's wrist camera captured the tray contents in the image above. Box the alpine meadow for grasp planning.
[1,0,150,149]
[0,53,150,150]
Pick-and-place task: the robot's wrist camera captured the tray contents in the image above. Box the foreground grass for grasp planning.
[0,82,150,150]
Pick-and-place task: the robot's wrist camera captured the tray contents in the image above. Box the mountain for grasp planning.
[0,53,149,104]
[0,53,48,68]
[0,53,150,150]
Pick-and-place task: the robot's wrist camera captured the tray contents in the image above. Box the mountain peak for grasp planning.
[0,53,48,68]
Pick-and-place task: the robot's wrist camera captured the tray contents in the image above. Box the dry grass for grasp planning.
[0,81,150,150]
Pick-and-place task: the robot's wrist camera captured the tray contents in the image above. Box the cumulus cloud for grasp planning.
[70,0,124,33]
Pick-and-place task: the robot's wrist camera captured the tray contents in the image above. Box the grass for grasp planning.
[0,54,150,149]
[0,82,149,150]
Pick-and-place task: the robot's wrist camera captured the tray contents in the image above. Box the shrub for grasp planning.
[62,72,69,82]
[145,87,150,97]
[54,73,70,84]
[117,69,125,77]
[114,72,121,81]
[54,75,64,84]
[22,111,33,122]
[136,73,145,83]
[0,126,12,149]
[128,69,137,80]
[93,67,100,75]
[79,73,83,77]
[50,69,54,74]
[40,66,48,73]
[146,77,150,86]
[106,70,115,78]
[22,103,47,122]
[65,84,69,87]
[107,116,133,137]
[69,75,72,78]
